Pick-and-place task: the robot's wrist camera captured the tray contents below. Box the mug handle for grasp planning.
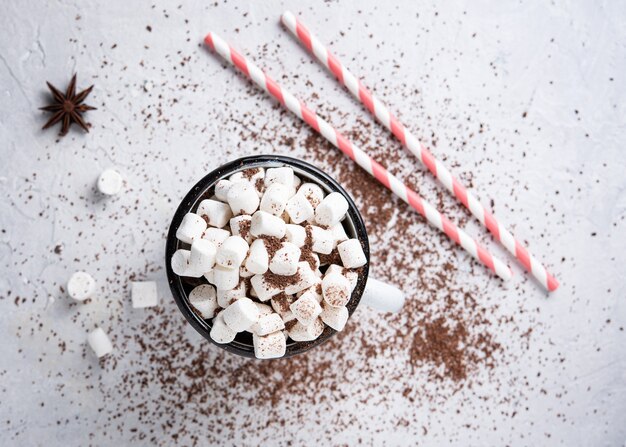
[359,277,405,313]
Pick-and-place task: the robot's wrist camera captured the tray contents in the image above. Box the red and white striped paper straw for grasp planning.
[204,32,513,282]
[281,11,558,292]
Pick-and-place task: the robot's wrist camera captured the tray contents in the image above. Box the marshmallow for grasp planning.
[210,313,237,344]
[269,242,301,276]
[197,200,232,229]
[204,269,215,285]
[222,297,260,332]
[337,239,367,268]
[293,175,301,189]
[298,287,323,303]
[270,293,296,315]
[285,262,321,294]
[285,193,315,224]
[320,303,349,331]
[260,183,290,216]
[250,274,283,302]
[97,169,123,195]
[131,281,158,308]
[245,239,269,274]
[239,263,254,278]
[216,236,249,269]
[287,318,324,342]
[315,192,349,227]
[310,225,334,254]
[67,271,95,301]
[330,223,349,247]
[230,167,265,186]
[227,182,260,215]
[87,327,113,358]
[217,280,246,308]
[297,183,325,208]
[255,313,285,336]
[325,264,358,292]
[189,239,217,273]
[253,331,286,359]
[264,167,295,189]
[290,292,323,326]
[285,224,306,247]
[212,265,240,290]
[202,228,230,249]
[214,179,233,202]
[249,302,274,333]
[250,210,286,238]
[171,249,203,277]
[322,272,352,307]
[229,215,252,243]
[176,213,207,244]
[188,284,218,318]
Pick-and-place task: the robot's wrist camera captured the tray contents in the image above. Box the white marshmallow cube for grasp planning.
[260,183,290,216]
[322,272,352,307]
[290,292,323,326]
[330,223,349,247]
[285,224,306,247]
[131,281,158,308]
[320,304,349,331]
[197,200,232,229]
[210,313,237,344]
[227,182,260,215]
[297,183,325,208]
[229,215,252,243]
[217,280,246,308]
[285,262,321,294]
[239,263,254,278]
[250,211,286,238]
[255,313,285,336]
[269,242,301,276]
[204,269,215,285]
[222,297,260,332]
[246,239,269,275]
[214,179,233,202]
[270,293,296,315]
[67,271,95,301]
[171,249,202,277]
[189,239,217,273]
[288,318,324,342]
[87,327,113,358]
[253,331,286,359]
[249,302,274,333]
[189,284,218,318]
[176,213,207,244]
[97,169,123,195]
[202,227,230,248]
[216,236,249,269]
[212,265,240,290]
[264,167,295,189]
[315,192,349,227]
[326,264,358,292]
[250,274,283,301]
[285,193,315,224]
[310,225,334,254]
[337,239,367,268]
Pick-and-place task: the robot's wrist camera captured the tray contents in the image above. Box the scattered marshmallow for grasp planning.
[202,227,230,248]
[285,192,314,224]
[320,303,349,331]
[315,192,349,227]
[337,239,367,268]
[310,225,334,254]
[131,281,158,308]
[222,297,260,332]
[189,284,218,318]
[87,327,113,358]
[97,169,123,195]
[189,239,217,273]
[214,179,233,202]
[210,313,237,344]
[288,318,324,342]
[285,224,306,247]
[176,213,207,244]
[290,292,323,326]
[229,215,252,243]
[197,199,232,229]
[269,242,301,276]
[253,331,286,359]
[212,265,240,290]
[250,210,286,238]
[227,182,260,215]
[67,271,95,301]
[171,249,202,277]
[322,272,352,307]
[298,182,325,208]
[264,167,294,189]
[246,239,269,274]
[255,313,285,336]
[216,236,249,269]
[260,183,290,216]
[217,280,246,308]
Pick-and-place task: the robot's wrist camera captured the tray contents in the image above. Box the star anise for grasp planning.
[40,74,96,136]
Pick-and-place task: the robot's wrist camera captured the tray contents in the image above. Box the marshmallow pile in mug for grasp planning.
[170,166,367,359]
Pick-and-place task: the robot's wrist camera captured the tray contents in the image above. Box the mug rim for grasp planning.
[165,155,370,359]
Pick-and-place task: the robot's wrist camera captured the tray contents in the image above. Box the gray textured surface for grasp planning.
[1,1,625,445]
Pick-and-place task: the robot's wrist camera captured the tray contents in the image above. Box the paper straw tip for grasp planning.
[204,32,214,48]
[547,275,559,292]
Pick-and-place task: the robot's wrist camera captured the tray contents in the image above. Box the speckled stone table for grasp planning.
[1,1,625,445]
